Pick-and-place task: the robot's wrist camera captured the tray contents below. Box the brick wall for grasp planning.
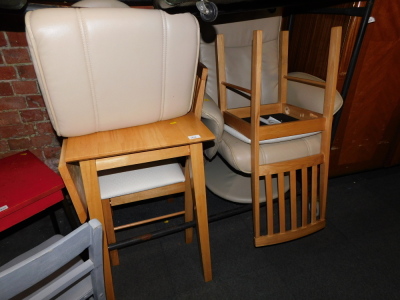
[0,31,61,171]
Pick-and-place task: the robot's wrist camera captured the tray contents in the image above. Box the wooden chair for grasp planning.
[204,22,342,246]
[25,8,214,300]
[0,219,105,300]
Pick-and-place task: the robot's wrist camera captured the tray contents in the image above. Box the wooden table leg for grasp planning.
[80,160,115,300]
[189,143,212,282]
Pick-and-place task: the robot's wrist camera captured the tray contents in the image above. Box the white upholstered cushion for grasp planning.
[98,161,185,199]
[26,8,199,137]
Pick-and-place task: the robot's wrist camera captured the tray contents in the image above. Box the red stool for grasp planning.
[0,151,65,232]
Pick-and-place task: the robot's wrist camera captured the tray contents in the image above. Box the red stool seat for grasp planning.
[0,151,65,232]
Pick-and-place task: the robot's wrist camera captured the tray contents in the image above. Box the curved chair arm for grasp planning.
[201,94,224,159]
[287,72,343,114]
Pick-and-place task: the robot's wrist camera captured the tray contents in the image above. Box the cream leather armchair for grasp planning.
[200,12,343,246]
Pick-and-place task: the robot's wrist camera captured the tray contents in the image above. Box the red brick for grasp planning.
[31,134,54,148]
[44,146,62,159]
[12,81,38,95]
[17,64,36,79]
[0,66,17,80]
[6,32,28,47]
[0,32,7,47]
[0,82,13,96]
[0,140,9,153]
[36,121,55,135]
[0,96,26,110]
[8,137,31,150]
[0,111,21,126]
[26,95,45,108]
[0,124,34,138]
[20,108,49,122]
[0,55,4,65]
[3,48,31,64]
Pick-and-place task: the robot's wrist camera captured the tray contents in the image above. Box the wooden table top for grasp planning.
[64,112,215,163]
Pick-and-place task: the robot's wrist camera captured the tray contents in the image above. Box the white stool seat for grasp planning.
[98,161,185,199]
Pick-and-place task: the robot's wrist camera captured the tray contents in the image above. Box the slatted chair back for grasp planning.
[0,219,104,300]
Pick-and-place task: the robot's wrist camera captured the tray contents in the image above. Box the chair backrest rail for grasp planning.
[29,260,94,300]
[0,220,104,299]
[1,225,90,295]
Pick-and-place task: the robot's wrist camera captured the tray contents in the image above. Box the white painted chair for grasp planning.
[0,219,104,300]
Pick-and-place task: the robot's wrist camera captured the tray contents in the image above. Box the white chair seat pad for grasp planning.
[98,161,185,199]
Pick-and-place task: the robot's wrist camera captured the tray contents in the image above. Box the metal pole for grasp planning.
[109,203,254,251]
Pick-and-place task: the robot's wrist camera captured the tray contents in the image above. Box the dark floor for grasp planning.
[1,165,400,300]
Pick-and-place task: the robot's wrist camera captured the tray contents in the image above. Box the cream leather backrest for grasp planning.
[200,16,281,109]
[26,8,199,137]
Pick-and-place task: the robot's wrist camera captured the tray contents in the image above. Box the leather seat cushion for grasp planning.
[98,160,185,199]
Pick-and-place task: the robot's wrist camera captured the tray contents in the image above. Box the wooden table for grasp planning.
[0,151,65,232]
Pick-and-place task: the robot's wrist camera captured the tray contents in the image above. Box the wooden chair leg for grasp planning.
[79,160,115,300]
[184,162,194,244]
[189,143,212,282]
[251,30,263,245]
[102,199,120,266]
